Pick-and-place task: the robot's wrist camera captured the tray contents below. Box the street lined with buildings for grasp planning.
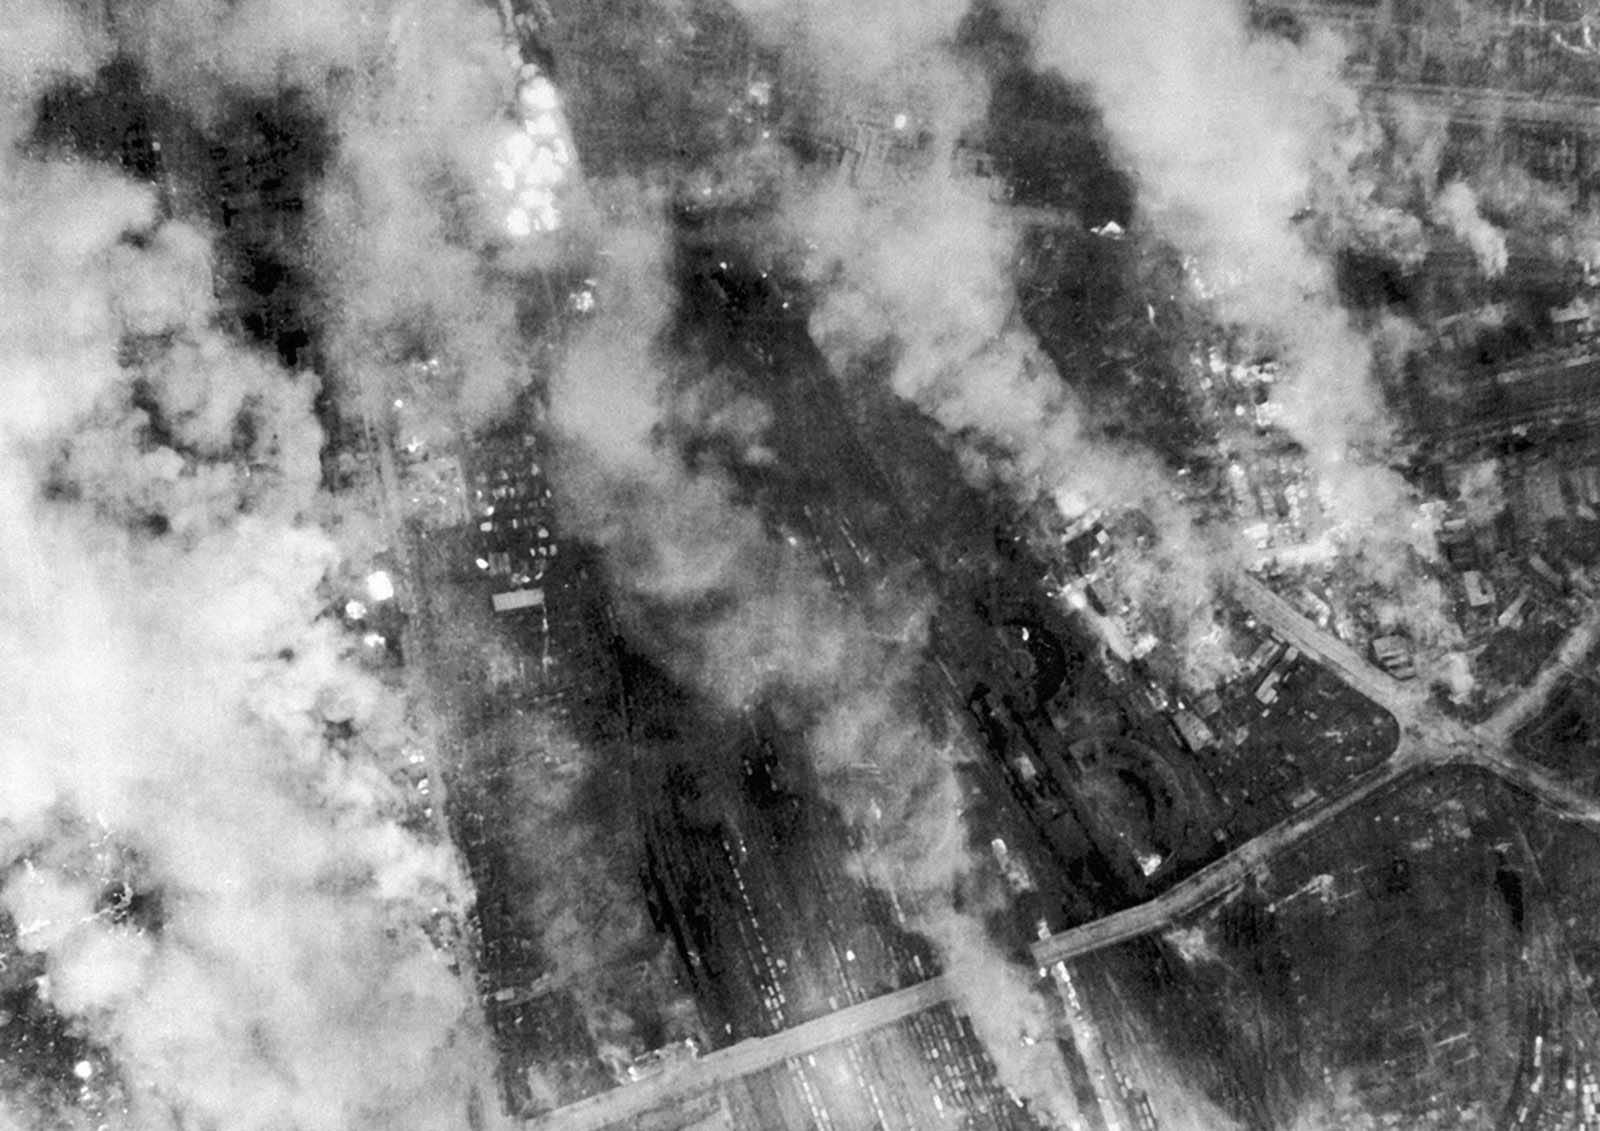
[1036,575,1600,967]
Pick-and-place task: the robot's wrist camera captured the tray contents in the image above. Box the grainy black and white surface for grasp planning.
[4,2,1600,1129]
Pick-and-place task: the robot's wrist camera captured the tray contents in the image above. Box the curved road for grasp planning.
[527,579,1600,1126]
[1033,578,1600,968]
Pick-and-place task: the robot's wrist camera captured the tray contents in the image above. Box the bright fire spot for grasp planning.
[495,65,574,238]
[73,1061,93,1081]
[344,599,368,621]
[518,73,560,114]
[366,570,395,603]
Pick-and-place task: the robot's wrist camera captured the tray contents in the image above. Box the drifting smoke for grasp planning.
[112,0,562,428]
[308,0,554,427]
[0,2,505,1128]
[549,197,921,702]
[803,688,1083,1119]
[1028,2,1427,532]
[743,0,1263,695]
[1289,1072,1381,1130]
[1475,160,1600,265]
[1432,179,1509,279]
[710,1,1217,1121]
[547,203,738,595]
[712,0,1242,1120]
[798,172,1160,513]
[1025,0,1477,656]
[544,190,1089,1123]
[1031,3,1373,448]
[0,0,103,148]
[729,0,971,91]
[1454,459,1506,527]
[921,913,1082,1128]
[1384,100,1599,272]
[792,167,1244,674]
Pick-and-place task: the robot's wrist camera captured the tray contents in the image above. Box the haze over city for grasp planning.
[5,1,1600,1129]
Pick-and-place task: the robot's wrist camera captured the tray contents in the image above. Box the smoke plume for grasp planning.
[1432,179,1509,279]
[543,186,1091,1123]
[1028,1,1430,540]
[1022,0,1485,659]
[1031,2,1374,442]
[710,0,1251,1119]
[797,172,1159,509]
[0,3,504,1128]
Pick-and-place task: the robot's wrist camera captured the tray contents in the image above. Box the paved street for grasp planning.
[524,977,959,1130]
[527,573,1600,1127]
[1032,754,1414,968]
[1034,576,1600,968]
[1231,574,1423,716]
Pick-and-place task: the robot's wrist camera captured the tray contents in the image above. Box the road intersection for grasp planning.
[1033,575,1600,968]
[526,574,1600,1126]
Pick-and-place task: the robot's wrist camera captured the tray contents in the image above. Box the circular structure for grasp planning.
[1068,735,1191,882]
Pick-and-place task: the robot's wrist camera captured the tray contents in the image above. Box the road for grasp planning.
[1231,574,1423,716]
[1360,82,1600,131]
[1480,601,1600,745]
[350,368,462,848]
[1033,577,1600,969]
[1251,3,1600,131]
[525,578,1600,1127]
[523,976,960,1131]
[1032,753,1418,968]
[520,580,1600,1125]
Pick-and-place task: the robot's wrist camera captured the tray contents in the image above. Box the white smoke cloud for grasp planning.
[772,39,1248,695]
[0,0,103,149]
[787,150,1240,646]
[797,172,1150,507]
[0,5,500,1128]
[803,688,1089,1127]
[1289,1071,1380,1130]
[111,0,566,428]
[1029,2,1403,510]
[311,0,562,427]
[549,195,915,698]
[729,0,969,91]
[1474,160,1600,264]
[1,229,488,1130]
[1437,650,1477,705]
[106,0,382,123]
[1454,458,1505,526]
[543,188,1096,1123]
[1432,179,1509,279]
[0,164,153,438]
[707,3,1249,1120]
[1021,0,1482,660]
[926,913,1083,1127]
